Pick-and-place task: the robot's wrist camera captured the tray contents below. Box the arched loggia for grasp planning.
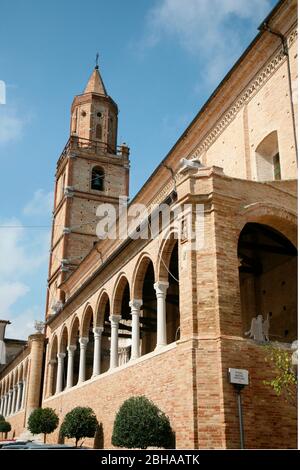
[238,222,297,342]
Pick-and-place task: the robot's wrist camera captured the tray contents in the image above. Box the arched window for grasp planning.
[96,124,102,140]
[91,166,104,191]
[255,131,281,181]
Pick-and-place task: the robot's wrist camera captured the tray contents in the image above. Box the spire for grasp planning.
[84,62,108,96]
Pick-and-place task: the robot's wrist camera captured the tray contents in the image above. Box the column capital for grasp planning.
[79,336,89,347]
[109,314,121,325]
[49,358,57,366]
[67,344,77,353]
[57,352,66,360]
[154,281,169,295]
[129,299,143,312]
[93,326,104,336]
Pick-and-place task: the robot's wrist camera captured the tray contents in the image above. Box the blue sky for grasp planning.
[0,0,277,338]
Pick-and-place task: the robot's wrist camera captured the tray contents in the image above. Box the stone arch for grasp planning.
[48,335,58,397]
[157,230,180,344]
[81,304,94,337]
[112,273,131,365]
[237,203,297,248]
[112,273,130,316]
[132,253,156,299]
[95,290,110,327]
[69,316,80,346]
[238,220,297,343]
[69,316,80,385]
[59,325,68,353]
[81,304,94,381]
[157,229,179,282]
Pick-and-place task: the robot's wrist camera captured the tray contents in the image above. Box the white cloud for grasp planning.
[23,189,54,216]
[143,0,272,86]
[0,282,29,312]
[6,306,42,340]
[0,106,25,144]
[0,214,50,339]
[0,218,49,279]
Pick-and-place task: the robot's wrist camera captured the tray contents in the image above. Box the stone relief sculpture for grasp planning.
[245,313,270,343]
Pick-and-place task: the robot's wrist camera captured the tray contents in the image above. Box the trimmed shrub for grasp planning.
[60,406,98,447]
[112,396,175,449]
[0,420,11,438]
[28,407,59,443]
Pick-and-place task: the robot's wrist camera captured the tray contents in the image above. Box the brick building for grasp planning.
[0,0,297,448]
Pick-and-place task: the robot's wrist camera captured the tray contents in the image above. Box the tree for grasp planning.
[28,408,59,443]
[60,407,98,447]
[264,345,297,407]
[0,421,11,439]
[112,396,175,449]
[0,414,5,422]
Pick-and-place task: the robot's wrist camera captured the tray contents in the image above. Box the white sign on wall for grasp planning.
[228,368,249,386]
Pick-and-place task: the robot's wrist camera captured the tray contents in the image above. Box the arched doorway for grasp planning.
[238,222,297,342]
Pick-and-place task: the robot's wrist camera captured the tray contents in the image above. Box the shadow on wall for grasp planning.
[93,423,104,449]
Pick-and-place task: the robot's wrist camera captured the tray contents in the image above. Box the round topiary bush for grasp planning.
[0,414,5,422]
[0,420,11,438]
[112,396,174,449]
[60,406,98,447]
[28,407,59,443]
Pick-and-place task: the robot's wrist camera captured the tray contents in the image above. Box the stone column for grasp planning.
[129,299,142,360]
[21,380,26,410]
[0,396,4,415]
[154,281,169,349]
[109,315,121,369]
[26,333,45,420]
[16,382,22,412]
[78,337,89,383]
[11,385,17,414]
[55,352,66,394]
[47,359,56,397]
[66,345,76,388]
[3,393,9,417]
[7,390,13,416]
[92,327,104,376]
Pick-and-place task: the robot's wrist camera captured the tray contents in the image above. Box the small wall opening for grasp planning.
[255,131,281,181]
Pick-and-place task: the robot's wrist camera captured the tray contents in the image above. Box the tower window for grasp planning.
[96,124,102,140]
[91,166,104,191]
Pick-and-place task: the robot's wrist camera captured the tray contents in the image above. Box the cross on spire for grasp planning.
[95,52,99,70]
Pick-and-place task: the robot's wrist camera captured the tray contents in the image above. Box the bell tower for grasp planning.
[46,63,130,317]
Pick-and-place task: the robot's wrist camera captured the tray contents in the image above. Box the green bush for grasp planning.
[112,396,175,449]
[28,408,59,443]
[0,414,5,422]
[0,420,11,438]
[60,407,98,447]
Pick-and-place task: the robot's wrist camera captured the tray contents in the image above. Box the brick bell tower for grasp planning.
[46,62,130,317]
